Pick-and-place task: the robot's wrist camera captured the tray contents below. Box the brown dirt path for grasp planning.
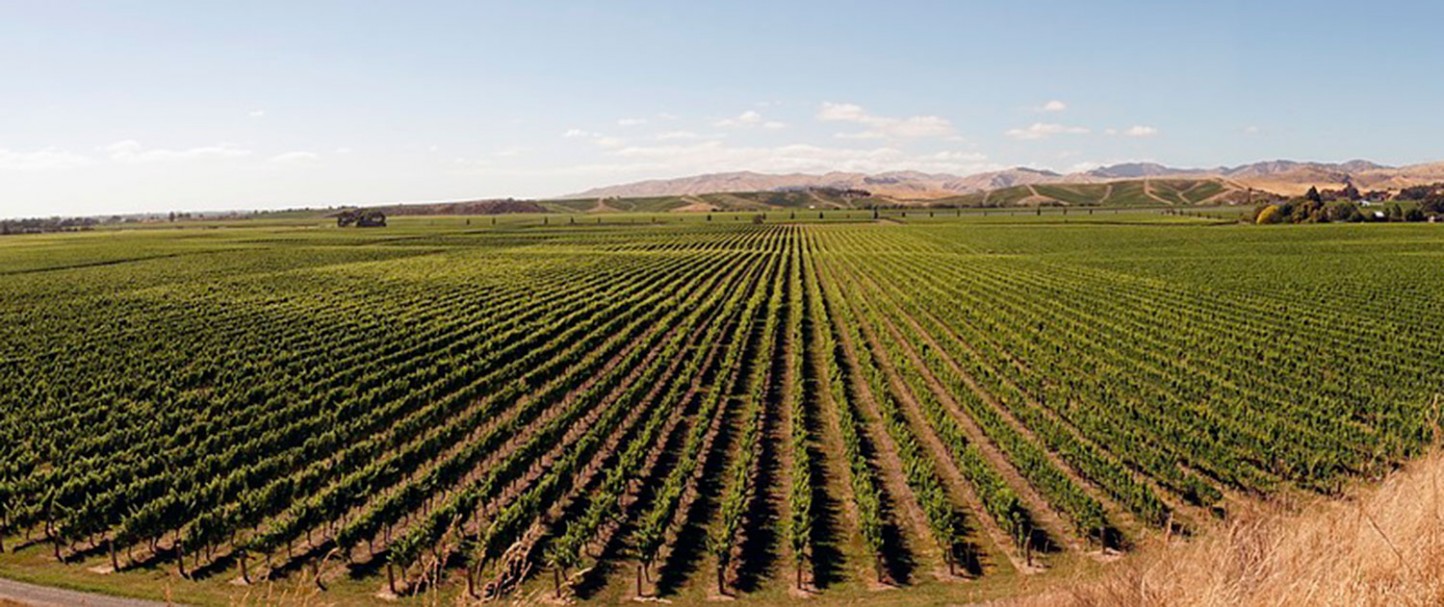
[1142,179,1173,205]
[0,577,174,607]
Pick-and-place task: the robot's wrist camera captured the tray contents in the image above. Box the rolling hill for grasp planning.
[543,177,1266,213]
[564,159,1444,201]
[928,177,1260,208]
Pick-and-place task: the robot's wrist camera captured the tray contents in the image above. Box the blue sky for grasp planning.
[3,1,1443,217]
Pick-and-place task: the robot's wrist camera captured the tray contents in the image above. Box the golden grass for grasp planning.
[1001,449,1444,607]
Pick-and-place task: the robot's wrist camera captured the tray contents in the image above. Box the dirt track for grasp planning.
[0,576,175,607]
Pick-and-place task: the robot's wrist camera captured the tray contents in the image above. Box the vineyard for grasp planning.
[1,214,1441,605]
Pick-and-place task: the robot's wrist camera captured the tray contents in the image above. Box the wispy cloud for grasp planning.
[0,147,92,171]
[269,151,319,164]
[1005,123,1090,140]
[592,140,997,176]
[817,102,954,139]
[104,140,253,163]
[563,128,626,148]
[248,109,266,118]
[654,130,714,141]
[616,117,647,127]
[1039,100,1067,112]
[714,110,785,129]
[1122,125,1158,137]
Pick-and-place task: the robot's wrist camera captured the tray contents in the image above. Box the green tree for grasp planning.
[1256,204,1285,224]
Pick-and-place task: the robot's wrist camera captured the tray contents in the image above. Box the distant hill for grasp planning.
[535,177,1265,214]
[1084,162,1193,179]
[565,168,1069,200]
[338,199,549,216]
[564,159,1444,200]
[930,178,1264,208]
[541,189,883,214]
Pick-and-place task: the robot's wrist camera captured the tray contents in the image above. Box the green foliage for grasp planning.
[1256,204,1284,224]
[2,216,1441,601]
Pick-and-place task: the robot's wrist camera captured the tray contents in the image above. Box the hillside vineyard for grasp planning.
[1,218,1441,601]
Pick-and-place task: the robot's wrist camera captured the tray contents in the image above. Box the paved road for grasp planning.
[0,576,175,607]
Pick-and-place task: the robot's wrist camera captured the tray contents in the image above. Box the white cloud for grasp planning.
[656,112,679,121]
[0,147,91,171]
[655,131,707,141]
[817,102,954,140]
[617,117,647,127]
[712,110,786,130]
[1123,125,1159,137]
[817,102,868,122]
[104,140,253,163]
[563,129,626,148]
[1040,100,1067,112]
[1243,125,1261,134]
[334,147,354,154]
[714,110,763,128]
[248,109,266,118]
[1004,123,1091,140]
[269,151,319,164]
[594,140,998,176]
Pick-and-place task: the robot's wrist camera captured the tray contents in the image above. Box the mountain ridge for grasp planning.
[565,159,1444,199]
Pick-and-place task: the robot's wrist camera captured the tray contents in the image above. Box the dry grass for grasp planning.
[1001,449,1444,607]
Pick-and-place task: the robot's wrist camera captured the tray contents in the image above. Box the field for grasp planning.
[1,213,1442,605]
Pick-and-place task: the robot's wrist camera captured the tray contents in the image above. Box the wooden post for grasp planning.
[240,550,251,584]
[466,561,478,599]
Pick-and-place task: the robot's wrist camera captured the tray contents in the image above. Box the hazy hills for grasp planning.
[528,176,1259,215]
[566,160,1444,200]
